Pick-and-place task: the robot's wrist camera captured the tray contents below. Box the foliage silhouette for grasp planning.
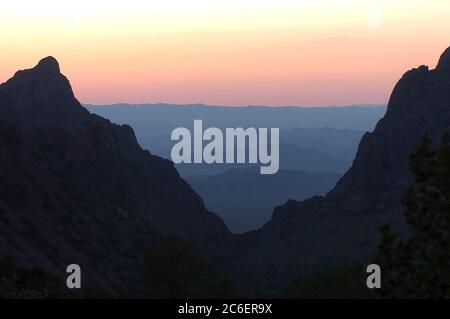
[376,134,450,298]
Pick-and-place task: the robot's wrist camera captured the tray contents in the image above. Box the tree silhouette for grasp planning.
[376,134,450,298]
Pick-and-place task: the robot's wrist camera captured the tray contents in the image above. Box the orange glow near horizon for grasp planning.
[0,0,449,106]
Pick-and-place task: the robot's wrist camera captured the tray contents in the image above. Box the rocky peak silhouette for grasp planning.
[0,57,231,290]
[228,46,450,294]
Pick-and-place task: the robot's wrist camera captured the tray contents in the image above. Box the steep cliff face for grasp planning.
[229,47,450,293]
[0,57,231,289]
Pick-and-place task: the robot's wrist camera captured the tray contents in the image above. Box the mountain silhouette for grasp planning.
[0,57,231,289]
[1,47,449,295]
[227,46,450,294]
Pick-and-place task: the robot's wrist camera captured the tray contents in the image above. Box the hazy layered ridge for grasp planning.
[87,104,380,232]
[86,104,386,176]
[86,104,384,176]
[186,168,340,233]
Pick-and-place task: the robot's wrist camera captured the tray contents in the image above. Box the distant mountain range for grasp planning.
[86,104,384,176]
[85,103,386,133]
[87,101,373,234]
[135,136,358,176]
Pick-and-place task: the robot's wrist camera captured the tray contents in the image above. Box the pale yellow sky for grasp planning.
[0,0,449,106]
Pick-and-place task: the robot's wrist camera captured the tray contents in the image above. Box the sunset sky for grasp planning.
[0,0,449,106]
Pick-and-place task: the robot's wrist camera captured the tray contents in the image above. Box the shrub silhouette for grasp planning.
[0,254,63,298]
[281,265,375,299]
